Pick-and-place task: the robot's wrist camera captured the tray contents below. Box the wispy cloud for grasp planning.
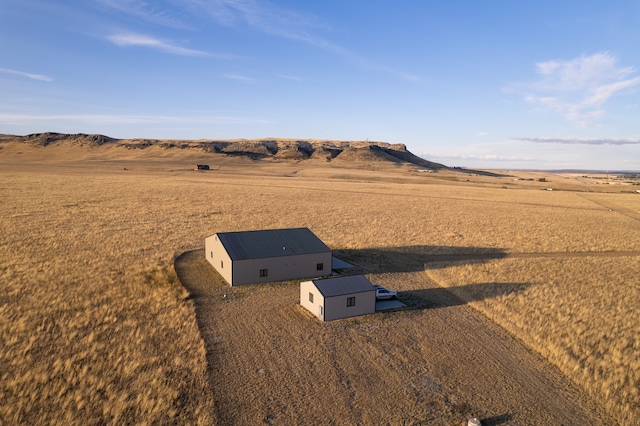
[512,137,640,145]
[0,113,270,125]
[98,0,190,29]
[0,67,53,82]
[183,0,325,40]
[106,33,210,56]
[507,52,640,126]
[223,74,256,83]
[104,0,420,81]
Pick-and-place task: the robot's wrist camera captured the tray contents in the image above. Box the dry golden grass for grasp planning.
[1,145,638,424]
[0,169,215,424]
[426,256,640,425]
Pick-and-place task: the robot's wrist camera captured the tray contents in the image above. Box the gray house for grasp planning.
[300,275,376,321]
[205,228,332,286]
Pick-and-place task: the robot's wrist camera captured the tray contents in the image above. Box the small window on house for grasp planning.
[220,260,223,268]
[316,263,324,271]
[347,296,355,307]
[309,292,314,303]
[260,269,268,277]
[210,251,213,259]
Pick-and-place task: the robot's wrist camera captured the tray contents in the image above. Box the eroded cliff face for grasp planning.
[6,133,446,169]
[8,132,118,147]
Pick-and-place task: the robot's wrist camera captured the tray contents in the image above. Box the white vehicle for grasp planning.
[374,285,397,300]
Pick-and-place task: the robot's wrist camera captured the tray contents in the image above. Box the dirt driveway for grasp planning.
[175,249,612,425]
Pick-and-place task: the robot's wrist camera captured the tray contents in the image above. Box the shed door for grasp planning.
[318,305,323,318]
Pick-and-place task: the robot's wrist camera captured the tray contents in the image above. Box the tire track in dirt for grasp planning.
[420,269,611,425]
[174,251,226,424]
[423,250,640,266]
[576,192,640,221]
[179,178,607,212]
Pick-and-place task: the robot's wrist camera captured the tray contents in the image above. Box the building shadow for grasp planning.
[481,413,513,425]
[333,245,507,274]
[400,282,530,310]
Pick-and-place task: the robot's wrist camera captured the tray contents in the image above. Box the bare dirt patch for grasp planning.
[176,249,613,425]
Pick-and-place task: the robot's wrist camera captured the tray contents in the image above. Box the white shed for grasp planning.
[205,228,332,286]
[300,275,376,321]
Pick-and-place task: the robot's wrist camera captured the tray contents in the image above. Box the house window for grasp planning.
[309,292,314,303]
[220,260,223,268]
[260,269,268,277]
[347,297,355,307]
[316,263,324,271]
[210,251,213,259]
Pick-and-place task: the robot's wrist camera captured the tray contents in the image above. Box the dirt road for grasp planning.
[175,250,613,425]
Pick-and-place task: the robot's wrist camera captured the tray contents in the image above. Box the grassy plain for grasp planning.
[1,142,639,424]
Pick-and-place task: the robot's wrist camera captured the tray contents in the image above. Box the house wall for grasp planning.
[300,280,325,320]
[205,234,233,285]
[231,251,332,286]
[323,290,376,321]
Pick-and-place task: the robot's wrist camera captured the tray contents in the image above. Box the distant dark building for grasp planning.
[194,164,210,170]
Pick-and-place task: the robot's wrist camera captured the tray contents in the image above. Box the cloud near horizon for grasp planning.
[512,137,640,145]
[508,52,640,126]
[0,113,271,125]
[0,67,53,82]
[422,153,535,163]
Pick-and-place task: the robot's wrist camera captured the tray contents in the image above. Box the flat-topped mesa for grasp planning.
[10,132,119,147]
[5,133,447,169]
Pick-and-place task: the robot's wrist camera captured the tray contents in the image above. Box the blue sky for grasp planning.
[1,1,639,170]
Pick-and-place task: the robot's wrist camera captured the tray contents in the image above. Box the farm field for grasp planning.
[1,142,639,424]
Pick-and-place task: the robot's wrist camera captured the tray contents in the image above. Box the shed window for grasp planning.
[210,251,213,259]
[220,260,224,268]
[260,269,268,277]
[316,263,324,271]
[347,297,356,307]
[309,292,314,303]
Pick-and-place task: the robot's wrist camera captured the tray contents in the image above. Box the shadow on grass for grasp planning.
[400,282,530,310]
[177,246,518,313]
[333,245,528,311]
[334,245,507,274]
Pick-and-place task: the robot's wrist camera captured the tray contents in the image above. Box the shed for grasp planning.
[205,228,332,286]
[194,164,210,170]
[300,275,376,321]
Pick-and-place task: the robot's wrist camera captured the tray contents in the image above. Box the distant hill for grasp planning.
[7,132,118,146]
[4,132,450,170]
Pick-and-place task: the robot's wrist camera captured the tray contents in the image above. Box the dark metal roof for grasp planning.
[312,275,375,298]
[216,228,330,261]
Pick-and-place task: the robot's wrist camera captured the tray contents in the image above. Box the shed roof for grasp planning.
[312,275,375,298]
[216,227,330,261]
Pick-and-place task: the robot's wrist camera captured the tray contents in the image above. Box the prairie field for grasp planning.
[1,143,639,424]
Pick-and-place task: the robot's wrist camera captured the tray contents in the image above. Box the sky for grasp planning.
[1,1,640,170]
